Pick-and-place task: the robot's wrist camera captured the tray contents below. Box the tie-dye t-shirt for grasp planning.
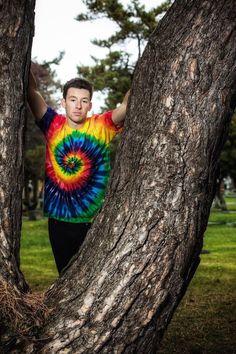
[37,107,121,223]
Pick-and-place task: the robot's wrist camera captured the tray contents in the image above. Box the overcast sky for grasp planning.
[32,0,164,111]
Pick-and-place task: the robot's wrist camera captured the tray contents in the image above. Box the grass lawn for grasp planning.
[20,199,236,353]
[159,224,236,354]
[20,218,58,290]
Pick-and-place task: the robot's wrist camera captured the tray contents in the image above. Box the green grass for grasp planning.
[225,197,236,211]
[20,218,57,290]
[159,220,236,353]
[209,212,236,224]
[20,201,236,353]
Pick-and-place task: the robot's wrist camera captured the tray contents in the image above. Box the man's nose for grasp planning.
[76,100,82,108]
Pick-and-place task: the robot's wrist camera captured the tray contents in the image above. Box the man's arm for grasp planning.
[27,69,47,121]
[112,90,130,126]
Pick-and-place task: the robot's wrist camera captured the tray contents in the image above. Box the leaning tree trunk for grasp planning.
[0,1,35,349]
[1,0,236,353]
[0,3,35,292]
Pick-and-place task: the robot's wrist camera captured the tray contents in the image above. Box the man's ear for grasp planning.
[89,101,92,111]
[61,98,66,108]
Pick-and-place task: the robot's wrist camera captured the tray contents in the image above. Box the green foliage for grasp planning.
[77,0,171,48]
[24,146,45,181]
[76,0,172,110]
[78,0,171,45]
[79,51,132,109]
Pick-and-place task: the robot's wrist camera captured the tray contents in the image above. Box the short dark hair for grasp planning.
[63,78,93,100]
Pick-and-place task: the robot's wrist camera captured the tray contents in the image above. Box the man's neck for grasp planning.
[66,117,86,129]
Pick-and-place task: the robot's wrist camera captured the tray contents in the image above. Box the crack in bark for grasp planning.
[105,212,133,255]
[97,261,174,353]
[56,239,172,353]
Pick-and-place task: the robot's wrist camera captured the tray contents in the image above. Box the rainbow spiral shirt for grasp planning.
[37,107,121,223]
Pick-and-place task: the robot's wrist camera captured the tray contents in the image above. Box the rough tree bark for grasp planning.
[0,0,35,349]
[0,0,236,353]
[0,2,35,295]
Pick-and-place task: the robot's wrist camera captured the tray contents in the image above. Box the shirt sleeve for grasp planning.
[36,107,57,135]
[92,111,123,144]
[103,111,123,132]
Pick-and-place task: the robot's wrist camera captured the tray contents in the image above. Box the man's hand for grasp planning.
[112,90,130,126]
[27,68,47,121]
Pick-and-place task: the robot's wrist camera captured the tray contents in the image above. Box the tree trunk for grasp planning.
[0,0,35,348]
[1,0,236,353]
[0,0,35,285]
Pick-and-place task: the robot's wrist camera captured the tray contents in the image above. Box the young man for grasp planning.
[28,69,129,273]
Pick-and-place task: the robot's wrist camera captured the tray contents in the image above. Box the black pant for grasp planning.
[48,218,91,273]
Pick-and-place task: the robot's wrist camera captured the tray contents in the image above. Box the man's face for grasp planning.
[62,87,92,128]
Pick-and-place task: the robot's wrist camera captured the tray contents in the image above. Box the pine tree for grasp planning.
[76,0,172,110]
